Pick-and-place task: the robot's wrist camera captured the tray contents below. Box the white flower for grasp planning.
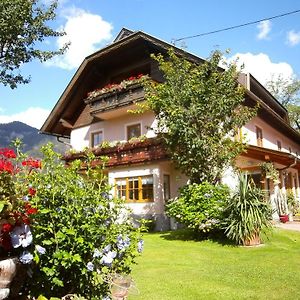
[87,261,94,272]
[10,224,33,248]
[100,251,117,266]
[93,249,101,258]
[19,251,33,264]
[137,239,144,253]
[35,245,46,255]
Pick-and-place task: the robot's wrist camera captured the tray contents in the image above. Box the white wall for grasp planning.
[107,162,187,216]
[243,116,300,155]
[71,111,157,150]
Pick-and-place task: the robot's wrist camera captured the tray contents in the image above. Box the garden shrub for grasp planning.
[224,172,273,245]
[22,144,143,299]
[166,182,229,233]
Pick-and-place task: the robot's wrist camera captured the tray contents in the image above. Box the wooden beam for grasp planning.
[59,118,73,129]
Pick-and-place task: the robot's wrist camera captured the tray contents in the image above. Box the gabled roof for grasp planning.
[40,29,204,137]
[40,28,300,145]
[113,28,134,42]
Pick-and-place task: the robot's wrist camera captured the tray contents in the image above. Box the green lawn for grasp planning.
[129,228,300,300]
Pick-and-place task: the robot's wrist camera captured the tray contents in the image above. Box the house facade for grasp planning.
[41,29,300,230]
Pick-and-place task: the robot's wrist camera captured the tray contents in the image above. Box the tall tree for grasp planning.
[144,49,256,184]
[0,0,68,89]
[266,75,300,130]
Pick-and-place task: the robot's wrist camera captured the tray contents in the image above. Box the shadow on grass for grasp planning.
[159,228,236,246]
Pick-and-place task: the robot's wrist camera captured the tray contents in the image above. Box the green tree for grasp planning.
[144,49,256,183]
[0,0,68,89]
[266,75,300,130]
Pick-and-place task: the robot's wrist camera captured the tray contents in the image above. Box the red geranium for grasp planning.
[0,148,17,159]
[22,158,42,169]
[1,223,13,233]
[28,187,36,196]
[0,159,14,174]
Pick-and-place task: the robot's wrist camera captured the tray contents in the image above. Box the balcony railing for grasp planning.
[84,82,145,116]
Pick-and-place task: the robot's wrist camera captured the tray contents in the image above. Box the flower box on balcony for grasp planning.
[85,82,145,115]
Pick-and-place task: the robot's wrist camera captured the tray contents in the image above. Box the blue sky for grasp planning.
[0,0,299,128]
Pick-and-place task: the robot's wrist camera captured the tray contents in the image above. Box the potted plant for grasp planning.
[274,190,289,223]
[260,162,280,184]
[225,172,273,246]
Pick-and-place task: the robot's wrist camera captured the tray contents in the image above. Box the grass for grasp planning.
[129,228,300,300]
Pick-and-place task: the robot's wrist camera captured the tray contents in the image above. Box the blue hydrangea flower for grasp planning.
[100,251,117,267]
[35,245,46,255]
[116,235,131,250]
[93,249,101,258]
[137,239,144,253]
[19,251,33,264]
[102,244,111,254]
[87,261,94,272]
[10,224,33,248]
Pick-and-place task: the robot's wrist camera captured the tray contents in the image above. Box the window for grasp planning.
[91,130,103,147]
[115,176,153,202]
[127,123,141,140]
[163,174,170,200]
[256,126,263,147]
[277,140,282,151]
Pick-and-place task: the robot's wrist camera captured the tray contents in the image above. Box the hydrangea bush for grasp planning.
[20,144,144,299]
[166,182,230,233]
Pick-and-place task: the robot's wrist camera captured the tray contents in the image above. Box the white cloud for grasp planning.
[287,30,300,46]
[228,52,295,86]
[47,7,113,70]
[257,20,271,40]
[0,107,50,129]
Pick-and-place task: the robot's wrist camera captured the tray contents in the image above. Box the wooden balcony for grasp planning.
[84,83,145,120]
[64,138,169,168]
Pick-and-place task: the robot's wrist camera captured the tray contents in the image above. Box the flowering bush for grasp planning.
[166,182,229,233]
[24,144,144,299]
[86,74,148,100]
[0,146,41,264]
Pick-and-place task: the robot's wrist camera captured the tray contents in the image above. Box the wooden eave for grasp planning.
[241,144,300,170]
[249,74,288,120]
[40,30,205,137]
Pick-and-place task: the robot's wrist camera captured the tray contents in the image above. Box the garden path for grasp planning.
[276,221,300,232]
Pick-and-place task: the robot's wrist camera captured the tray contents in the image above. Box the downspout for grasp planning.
[278,156,298,171]
[57,136,72,148]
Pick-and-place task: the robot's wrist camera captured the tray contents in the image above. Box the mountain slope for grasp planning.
[0,121,68,155]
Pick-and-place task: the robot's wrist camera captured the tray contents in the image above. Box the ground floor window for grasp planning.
[115,175,154,203]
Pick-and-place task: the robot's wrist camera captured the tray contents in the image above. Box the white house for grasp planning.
[41,29,300,229]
